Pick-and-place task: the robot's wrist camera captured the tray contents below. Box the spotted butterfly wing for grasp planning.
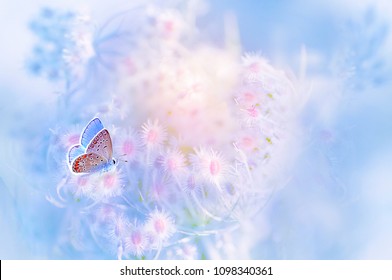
[80,118,105,148]
[86,129,113,160]
[72,152,108,173]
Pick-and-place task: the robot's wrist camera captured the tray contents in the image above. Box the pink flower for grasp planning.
[239,105,262,127]
[241,53,269,81]
[115,129,141,162]
[107,214,129,244]
[235,90,258,106]
[190,148,228,186]
[235,133,259,153]
[93,204,117,226]
[159,148,187,177]
[149,175,174,202]
[141,119,167,150]
[92,169,125,200]
[145,209,175,243]
[124,224,148,257]
[69,174,94,198]
[58,125,82,149]
[179,172,203,195]
[150,9,184,40]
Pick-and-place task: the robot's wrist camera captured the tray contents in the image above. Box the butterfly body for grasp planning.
[68,118,117,174]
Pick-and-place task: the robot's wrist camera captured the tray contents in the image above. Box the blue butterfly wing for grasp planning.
[80,118,105,147]
[68,145,85,164]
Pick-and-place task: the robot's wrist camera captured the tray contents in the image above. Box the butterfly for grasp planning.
[68,118,117,173]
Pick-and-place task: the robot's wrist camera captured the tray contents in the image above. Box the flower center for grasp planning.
[164,21,174,33]
[209,160,221,176]
[154,219,166,234]
[123,140,134,154]
[248,62,260,73]
[147,130,158,143]
[167,159,177,171]
[247,107,259,118]
[244,92,256,103]
[242,136,255,149]
[103,174,116,188]
[131,231,142,245]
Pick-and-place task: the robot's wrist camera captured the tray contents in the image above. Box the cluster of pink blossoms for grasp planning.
[41,3,303,259]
